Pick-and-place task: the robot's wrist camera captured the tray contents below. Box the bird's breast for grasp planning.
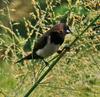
[36,43,60,58]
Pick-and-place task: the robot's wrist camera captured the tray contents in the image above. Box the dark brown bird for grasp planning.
[16,23,71,63]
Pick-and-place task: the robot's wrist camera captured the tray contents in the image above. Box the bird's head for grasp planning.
[53,23,72,36]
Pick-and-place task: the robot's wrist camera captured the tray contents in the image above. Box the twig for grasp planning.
[24,15,100,97]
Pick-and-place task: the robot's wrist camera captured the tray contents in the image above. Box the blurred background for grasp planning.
[0,0,100,97]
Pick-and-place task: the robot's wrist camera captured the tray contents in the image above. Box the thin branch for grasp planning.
[24,15,100,97]
[39,84,100,94]
[69,15,100,47]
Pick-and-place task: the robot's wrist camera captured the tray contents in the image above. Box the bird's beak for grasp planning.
[66,28,72,34]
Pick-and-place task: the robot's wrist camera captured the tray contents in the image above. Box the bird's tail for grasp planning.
[16,53,32,63]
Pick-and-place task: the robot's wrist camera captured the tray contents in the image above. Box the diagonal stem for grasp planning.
[24,15,100,97]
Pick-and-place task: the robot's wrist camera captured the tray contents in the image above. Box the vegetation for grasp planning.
[0,0,100,97]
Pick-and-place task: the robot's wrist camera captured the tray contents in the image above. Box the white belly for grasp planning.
[36,43,60,58]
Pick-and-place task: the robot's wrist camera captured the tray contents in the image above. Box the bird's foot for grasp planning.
[64,46,70,52]
[57,49,62,54]
[57,46,70,54]
[42,59,49,66]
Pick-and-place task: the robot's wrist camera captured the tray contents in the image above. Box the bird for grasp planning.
[16,23,71,64]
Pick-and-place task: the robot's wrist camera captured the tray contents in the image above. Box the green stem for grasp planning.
[69,15,100,47]
[24,15,100,97]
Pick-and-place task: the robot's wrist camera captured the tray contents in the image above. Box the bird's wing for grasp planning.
[33,32,50,53]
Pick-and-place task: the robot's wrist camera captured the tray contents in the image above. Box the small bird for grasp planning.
[16,23,71,63]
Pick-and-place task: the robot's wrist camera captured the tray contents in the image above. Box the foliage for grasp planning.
[0,0,100,97]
